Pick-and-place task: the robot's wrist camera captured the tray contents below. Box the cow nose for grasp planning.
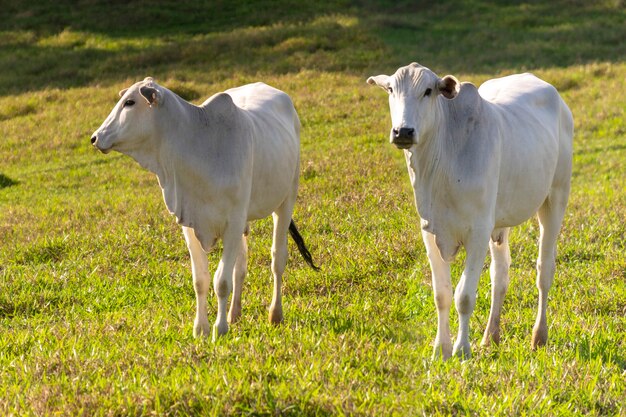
[394,127,415,139]
[90,135,97,145]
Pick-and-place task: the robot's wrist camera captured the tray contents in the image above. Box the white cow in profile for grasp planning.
[91,78,318,341]
[368,63,573,359]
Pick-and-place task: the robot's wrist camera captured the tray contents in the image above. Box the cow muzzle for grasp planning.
[391,127,416,149]
[90,133,112,154]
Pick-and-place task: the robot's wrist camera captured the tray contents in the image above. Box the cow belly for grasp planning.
[246,140,298,220]
[494,148,557,227]
[247,173,294,220]
[494,187,549,227]
[492,104,560,227]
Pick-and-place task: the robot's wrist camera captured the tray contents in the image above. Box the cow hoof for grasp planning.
[452,341,472,360]
[531,325,548,350]
[481,330,500,347]
[193,320,211,338]
[211,322,229,342]
[228,307,241,324]
[432,342,452,361]
[268,306,283,325]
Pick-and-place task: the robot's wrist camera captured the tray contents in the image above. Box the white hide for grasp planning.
[368,63,573,359]
[92,78,302,340]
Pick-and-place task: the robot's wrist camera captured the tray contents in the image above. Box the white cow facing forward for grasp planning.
[368,63,573,359]
[91,78,318,341]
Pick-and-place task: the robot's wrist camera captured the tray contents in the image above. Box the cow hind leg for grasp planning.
[481,228,511,347]
[228,233,248,324]
[268,200,295,325]
[532,190,567,349]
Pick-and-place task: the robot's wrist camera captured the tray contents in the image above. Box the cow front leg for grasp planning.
[453,232,490,359]
[228,234,248,324]
[183,226,213,338]
[532,191,567,349]
[212,223,245,341]
[422,231,453,360]
[482,228,511,347]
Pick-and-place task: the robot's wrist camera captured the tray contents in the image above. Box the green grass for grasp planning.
[1,1,625,415]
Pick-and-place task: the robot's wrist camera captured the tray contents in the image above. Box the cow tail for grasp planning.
[288,219,320,271]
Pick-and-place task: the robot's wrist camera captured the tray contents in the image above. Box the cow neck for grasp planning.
[141,90,203,228]
[407,93,479,224]
[406,97,448,215]
[410,84,488,237]
[156,91,197,160]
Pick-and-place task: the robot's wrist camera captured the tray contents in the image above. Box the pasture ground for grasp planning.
[1,1,625,415]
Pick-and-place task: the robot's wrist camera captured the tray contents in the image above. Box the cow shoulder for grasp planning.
[445,83,485,143]
[443,82,499,182]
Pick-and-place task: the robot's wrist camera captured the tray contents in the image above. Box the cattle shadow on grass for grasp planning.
[0,0,372,96]
[0,173,18,189]
[365,0,626,74]
[1,0,624,96]
[0,12,380,96]
[0,1,353,38]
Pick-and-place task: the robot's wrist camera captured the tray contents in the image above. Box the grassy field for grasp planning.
[1,0,625,415]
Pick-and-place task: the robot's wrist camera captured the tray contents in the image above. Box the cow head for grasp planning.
[367,63,459,149]
[91,77,164,154]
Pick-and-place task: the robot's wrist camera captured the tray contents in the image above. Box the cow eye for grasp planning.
[123,99,135,107]
[423,88,432,97]
[387,86,393,94]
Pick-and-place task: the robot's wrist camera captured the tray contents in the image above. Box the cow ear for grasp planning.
[367,74,390,91]
[118,88,128,97]
[437,75,460,99]
[140,85,160,106]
